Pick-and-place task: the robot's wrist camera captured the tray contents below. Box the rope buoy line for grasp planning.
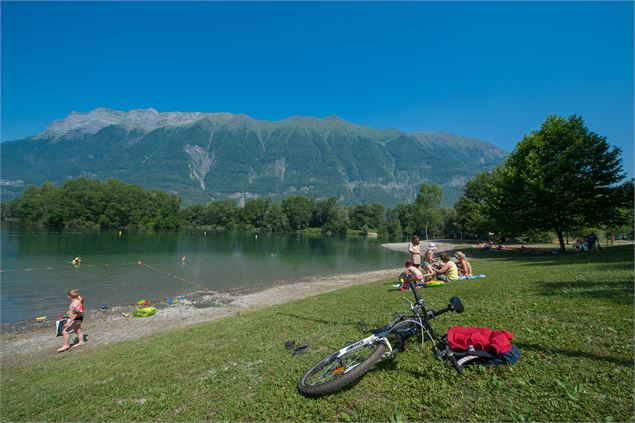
[138,262,201,288]
[1,259,201,289]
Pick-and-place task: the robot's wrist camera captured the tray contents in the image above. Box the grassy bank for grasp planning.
[2,246,633,422]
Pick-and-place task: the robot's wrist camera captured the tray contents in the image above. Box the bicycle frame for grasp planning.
[356,280,460,362]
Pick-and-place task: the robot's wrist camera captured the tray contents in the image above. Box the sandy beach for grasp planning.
[0,241,464,364]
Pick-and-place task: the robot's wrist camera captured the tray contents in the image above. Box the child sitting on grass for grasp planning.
[455,251,473,276]
[399,260,433,291]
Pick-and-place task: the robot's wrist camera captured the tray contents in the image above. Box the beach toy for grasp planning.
[167,297,174,305]
[101,304,108,309]
[133,307,157,318]
[423,280,445,288]
[35,316,47,322]
[136,298,149,306]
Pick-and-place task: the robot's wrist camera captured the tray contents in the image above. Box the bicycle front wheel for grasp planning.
[298,341,387,397]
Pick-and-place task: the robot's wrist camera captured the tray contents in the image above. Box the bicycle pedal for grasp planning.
[357,320,368,333]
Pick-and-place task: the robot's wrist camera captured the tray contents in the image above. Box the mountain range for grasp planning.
[0,108,507,207]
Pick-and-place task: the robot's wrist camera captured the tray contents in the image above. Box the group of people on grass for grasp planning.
[474,240,512,251]
[574,233,602,254]
[400,235,473,290]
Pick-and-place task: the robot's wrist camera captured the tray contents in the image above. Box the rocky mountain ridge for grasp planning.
[1,109,507,206]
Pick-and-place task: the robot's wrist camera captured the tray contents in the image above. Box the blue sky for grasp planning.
[2,1,633,176]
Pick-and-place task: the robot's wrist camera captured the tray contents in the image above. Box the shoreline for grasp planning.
[0,268,403,364]
[0,240,466,364]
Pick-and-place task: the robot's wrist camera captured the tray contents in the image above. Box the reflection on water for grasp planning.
[1,227,404,322]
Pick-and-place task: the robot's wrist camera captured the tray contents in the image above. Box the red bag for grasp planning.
[447,326,514,355]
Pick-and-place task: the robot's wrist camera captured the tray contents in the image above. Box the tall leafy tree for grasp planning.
[281,196,313,230]
[238,199,270,227]
[453,170,504,239]
[349,204,385,230]
[206,199,237,228]
[499,115,627,252]
[390,203,418,236]
[263,203,290,232]
[414,183,444,240]
[602,179,634,242]
[311,197,338,228]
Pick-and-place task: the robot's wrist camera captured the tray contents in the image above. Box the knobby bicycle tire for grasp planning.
[298,342,387,397]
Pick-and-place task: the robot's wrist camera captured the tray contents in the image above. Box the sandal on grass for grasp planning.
[294,344,310,355]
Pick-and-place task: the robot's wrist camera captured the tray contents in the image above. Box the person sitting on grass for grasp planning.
[434,253,459,282]
[400,260,433,291]
[454,251,473,276]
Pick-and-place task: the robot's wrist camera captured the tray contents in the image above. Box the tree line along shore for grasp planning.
[1,115,633,250]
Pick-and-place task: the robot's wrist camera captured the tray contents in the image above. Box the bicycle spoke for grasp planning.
[306,345,375,385]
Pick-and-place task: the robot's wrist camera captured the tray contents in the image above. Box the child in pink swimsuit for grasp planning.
[57,288,85,352]
[400,260,433,291]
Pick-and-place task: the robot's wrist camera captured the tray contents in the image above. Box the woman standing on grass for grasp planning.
[408,235,422,268]
[57,288,85,353]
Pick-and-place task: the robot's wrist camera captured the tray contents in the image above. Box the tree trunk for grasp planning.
[556,229,566,253]
[424,222,429,240]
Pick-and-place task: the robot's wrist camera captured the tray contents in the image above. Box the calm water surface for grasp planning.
[1,228,403,322]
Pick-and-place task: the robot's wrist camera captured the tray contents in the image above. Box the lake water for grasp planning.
[0,227,404,323]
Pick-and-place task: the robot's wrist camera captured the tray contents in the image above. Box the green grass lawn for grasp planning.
[2,246,633,422]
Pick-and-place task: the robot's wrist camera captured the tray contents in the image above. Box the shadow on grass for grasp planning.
[467,245,634,268]
[516,341,634,367]
[513,259,634,270]
[534,278,634,305]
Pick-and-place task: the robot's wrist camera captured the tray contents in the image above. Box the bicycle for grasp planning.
[298,278,466,397]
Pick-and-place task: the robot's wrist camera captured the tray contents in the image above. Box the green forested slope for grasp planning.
[1,112,506,206]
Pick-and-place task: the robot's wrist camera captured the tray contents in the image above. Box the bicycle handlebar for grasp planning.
[407,279,464,318]
[407,280,424,306]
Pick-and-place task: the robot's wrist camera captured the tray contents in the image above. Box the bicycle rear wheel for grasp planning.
[298,341,387,397]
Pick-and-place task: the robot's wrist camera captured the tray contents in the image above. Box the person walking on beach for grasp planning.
[58,288,85,352]
[408,235,422,268]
